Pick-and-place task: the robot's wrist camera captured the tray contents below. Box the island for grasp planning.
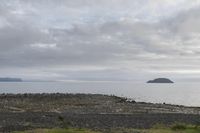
[147,78,174,83]
[0,78,22,82]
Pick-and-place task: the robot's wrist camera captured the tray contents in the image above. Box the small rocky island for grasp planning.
[0,77,22,82]
[147,78,174,83]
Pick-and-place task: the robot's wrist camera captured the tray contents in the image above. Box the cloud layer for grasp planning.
[1,0,200,81]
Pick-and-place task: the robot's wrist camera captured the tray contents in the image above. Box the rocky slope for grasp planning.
[1,93,200,132]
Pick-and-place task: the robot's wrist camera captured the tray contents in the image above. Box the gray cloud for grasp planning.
[1,0,200,81]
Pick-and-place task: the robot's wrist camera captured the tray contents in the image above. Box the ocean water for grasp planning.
[0,81,199,107]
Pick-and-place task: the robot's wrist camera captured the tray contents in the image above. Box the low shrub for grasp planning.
[171,123,186,130]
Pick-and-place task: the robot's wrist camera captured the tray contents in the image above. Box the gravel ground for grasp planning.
[1,113,200,132]
[1,93,200,132]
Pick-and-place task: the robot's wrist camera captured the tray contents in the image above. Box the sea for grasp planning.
[0,81,199,107]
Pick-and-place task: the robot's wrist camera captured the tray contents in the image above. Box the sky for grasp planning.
[1,0,200,82]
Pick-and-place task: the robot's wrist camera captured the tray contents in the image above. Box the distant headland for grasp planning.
[0,78,23,82]
[147,78,174,83]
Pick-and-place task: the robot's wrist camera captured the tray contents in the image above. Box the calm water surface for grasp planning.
[0,81,199,106]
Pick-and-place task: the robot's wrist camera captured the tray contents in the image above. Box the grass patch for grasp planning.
[109,124,200,133]
[13,124,200,133]
[110,128,200,133]
[171,123,187,130]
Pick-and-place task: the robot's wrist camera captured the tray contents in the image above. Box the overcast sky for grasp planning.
[1,0,200,82]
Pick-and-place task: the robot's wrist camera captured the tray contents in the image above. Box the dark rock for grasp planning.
[147,78,174,83]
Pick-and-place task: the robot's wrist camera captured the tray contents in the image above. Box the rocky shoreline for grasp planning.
[1,93,200,132]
